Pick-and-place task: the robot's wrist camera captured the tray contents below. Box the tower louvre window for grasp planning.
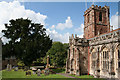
[87,14,90,23]
[99,12,102,21]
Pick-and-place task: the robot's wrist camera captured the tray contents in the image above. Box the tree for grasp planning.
[44,42,69,67]
[2,18,52,66]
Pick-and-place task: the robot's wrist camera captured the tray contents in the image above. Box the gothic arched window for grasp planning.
[99,12,102,21]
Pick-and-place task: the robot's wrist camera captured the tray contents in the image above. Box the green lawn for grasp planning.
[51,68,65,73]
[69,74,94,78]
[2,69,106,80]
[2,70,67,78]
[0,71,2,79]
[69,74,105,80]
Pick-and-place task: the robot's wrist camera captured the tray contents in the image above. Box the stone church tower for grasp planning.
[84,5,110,39]
[66,5,120,79]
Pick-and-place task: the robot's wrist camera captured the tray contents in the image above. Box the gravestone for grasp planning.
[26,71,31,76]
[14,67,18,71]
[9,64,12,71]
[32,67,37,75]
[7,64,9,71]
[37,69,41,76]
[6,64,12,71]
[44,68,49,76]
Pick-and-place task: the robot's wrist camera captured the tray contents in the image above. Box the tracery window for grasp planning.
[91,49,97,68]
[102,48,109,70]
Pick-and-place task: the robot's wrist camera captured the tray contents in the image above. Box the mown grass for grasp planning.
[2,69,106,80]
[69,74,105,80]
[2,69,66,78]
[51,68,65,73]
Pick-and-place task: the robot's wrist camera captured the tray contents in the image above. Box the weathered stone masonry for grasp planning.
[66,5,120,79]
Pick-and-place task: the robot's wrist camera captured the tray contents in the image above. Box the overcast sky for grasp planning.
[0,0,119,43]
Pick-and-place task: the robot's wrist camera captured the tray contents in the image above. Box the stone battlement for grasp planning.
[84,5,109,15]
[89,29,120,46]
[69,34,88,47]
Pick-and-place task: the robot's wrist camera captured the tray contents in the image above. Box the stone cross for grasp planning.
[46,55,49,69]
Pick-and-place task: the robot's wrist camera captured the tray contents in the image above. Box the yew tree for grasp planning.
[2,18,52,66]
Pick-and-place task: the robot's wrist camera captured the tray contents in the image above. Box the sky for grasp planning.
[0,0,119,43]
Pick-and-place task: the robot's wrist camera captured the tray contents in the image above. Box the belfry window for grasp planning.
[99,12,102,21]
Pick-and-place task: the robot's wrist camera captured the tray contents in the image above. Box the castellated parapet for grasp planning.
[66,4,120,79]
[84,5,110,39]
[69,34,89,47]
[66,34,89,75]
[84,5,109,15]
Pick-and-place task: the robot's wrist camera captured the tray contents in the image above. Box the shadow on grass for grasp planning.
[51,68,65,73]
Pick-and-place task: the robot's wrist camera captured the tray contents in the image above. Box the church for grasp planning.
[66,5,120,79]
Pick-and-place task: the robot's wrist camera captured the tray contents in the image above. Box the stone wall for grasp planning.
[66,5,120,79]
[84,5,110,39]
[66,34,88,75]
[89,29,120,78]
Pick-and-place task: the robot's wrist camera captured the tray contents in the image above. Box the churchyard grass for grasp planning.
[0,71,2,79]
[2,69,67,78]
[51,68,65,73]
[69,74,105,80]
[2,69,106,80]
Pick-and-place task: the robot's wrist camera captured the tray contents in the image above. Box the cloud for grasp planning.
[50,25,55,29]
[110,12,120,30]
[78,34,83,38]
[0,1,47,31]
[0,1,47,43]
[46,29,70,43]
[74,23,84,33]
[56,16,73,30]
[0,1,71,43]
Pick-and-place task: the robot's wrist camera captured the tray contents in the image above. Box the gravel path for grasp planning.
[57,73,76,78]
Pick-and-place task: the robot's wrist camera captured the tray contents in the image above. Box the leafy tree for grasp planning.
[44,42,69,67]
[2,18,52,66]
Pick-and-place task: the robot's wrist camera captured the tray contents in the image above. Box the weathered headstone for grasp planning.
[32,67,37,75]
[26,71,31,76]
[9,64,12,71]
[7,64,9,71]
[37,69,41,76]
[44,68,49,76]
[14,67,18,71]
